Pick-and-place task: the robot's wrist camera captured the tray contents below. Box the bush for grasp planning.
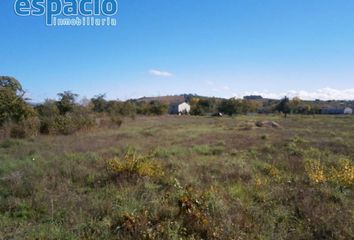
[305,159,326,184]
[40,115,67,135]
[330,158,354,188]
[110,116,123,128]
[0,138,22,148]
[0,117,40,139]
[67,109,95,131]
[39,111,94,135]
[106,149,164,180]
[10,117,40,138]
[93,115,123,129]
[36,95,95,135]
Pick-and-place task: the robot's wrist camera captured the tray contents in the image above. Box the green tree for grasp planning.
[0,76,23,92]
[0,76,34,125]
[106,100,136,116]
[57,91,78,115]
[290,97,302,114]
[276,97,291,118]
[91,94,108,113]
[218,98,243,116]
[36,99,60,117]
[190,98,218,115]
[148,101,168,115]
[241,100,261,114]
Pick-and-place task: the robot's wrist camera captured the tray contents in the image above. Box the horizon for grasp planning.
[1,1,354,101]
[26,90,354,104]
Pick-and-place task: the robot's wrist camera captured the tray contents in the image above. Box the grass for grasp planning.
[0,115,353,239]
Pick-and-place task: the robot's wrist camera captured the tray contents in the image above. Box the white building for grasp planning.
[169,102,191,115]
[344,107,353,114]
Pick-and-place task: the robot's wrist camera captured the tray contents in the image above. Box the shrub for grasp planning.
[67,109,95,131]
[40,115,72,135]
[0,117,40,139]
[261,134,268,140]
[305,159,326,184]
[9,117,40,138]
[229,184,249,204]
[106,150,164,180]
[110,116,123,128]
[39,110,94,135]
[176,185,227,239]
[329,158,354,188]
[0,138,21,148]
[263,163,282,181]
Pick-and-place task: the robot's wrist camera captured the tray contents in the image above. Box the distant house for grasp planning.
[344,107,353,114]
[169,102,191,115]
[321,107,353,115]
[243,95,263,100]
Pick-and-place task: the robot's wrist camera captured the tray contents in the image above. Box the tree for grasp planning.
[35,99,60,117]
[57,91,78,115]
[218,98,243,116]
[148,101,168,115]
[189,98,219,116]
[242,100,261,114]
[290,97,302,114]
[0,76,35,125]
[276,97,291,118]
[91,94,107,113]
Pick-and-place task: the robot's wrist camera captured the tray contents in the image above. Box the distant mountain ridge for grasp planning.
[133,94,354,111]
[135,94,223,104]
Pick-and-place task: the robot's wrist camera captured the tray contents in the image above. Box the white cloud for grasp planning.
[236,88,354,100]
[149,69,173,77]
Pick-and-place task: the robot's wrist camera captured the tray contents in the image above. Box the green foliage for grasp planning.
[152,101,168,115]
[56,91,79,115]
[190,98,218,116]
[9,117,40,138]
[91,94,108,113]
[0,138,22,148]
[35,99,60,116]
[276,97,291,117]
[0,76,35,126]
[91,98,167,117]
[228,184,249,204]
[36,97,94,135]
[0,76,23,92]
[218,98,260,116]
[218,98,241,116]
[192,145,225,156]
[143,101,168,115]
[39,109,94,135]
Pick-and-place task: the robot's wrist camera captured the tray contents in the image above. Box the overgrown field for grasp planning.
[0,115,353,239]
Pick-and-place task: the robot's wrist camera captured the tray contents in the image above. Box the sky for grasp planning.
[1,0,354,101]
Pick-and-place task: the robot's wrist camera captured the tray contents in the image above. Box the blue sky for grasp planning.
[1,0,354,101]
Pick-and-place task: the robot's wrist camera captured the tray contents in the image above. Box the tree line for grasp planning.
[0,76,324,138]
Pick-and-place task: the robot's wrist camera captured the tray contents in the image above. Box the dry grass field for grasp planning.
[1,115,353,239]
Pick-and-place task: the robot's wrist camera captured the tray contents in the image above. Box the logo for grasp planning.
[14,0,118,27]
